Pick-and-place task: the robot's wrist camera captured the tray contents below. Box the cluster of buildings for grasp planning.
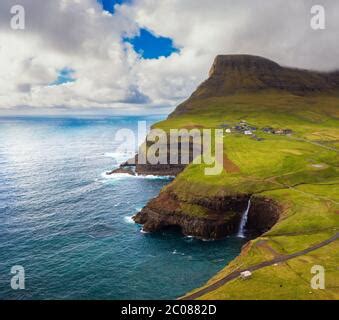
[219,120,292,141]
[261,127,293,135]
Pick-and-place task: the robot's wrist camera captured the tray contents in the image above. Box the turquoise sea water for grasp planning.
[0,116,245,299]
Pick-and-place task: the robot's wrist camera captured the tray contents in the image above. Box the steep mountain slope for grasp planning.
[134,55,339,299]
[170,54,339,117]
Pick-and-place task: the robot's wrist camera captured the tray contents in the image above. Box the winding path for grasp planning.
[180,232,339,300]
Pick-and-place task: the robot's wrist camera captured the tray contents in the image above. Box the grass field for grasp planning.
[152,91,339,299]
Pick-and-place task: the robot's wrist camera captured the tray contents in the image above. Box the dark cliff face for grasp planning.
[133,192,280,240]
[135,163,185,176]
[132,138,199,176]
[119,148,187,176]
[170,54,339,117]
[133,192,244,239]
[246,196,281,237]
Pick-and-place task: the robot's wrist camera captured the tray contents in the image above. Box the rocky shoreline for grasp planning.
[107,154,184,177]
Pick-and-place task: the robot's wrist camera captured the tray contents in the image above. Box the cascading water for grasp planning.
[237,198,251,238]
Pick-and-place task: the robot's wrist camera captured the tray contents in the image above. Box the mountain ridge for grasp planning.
[170,54,339,118]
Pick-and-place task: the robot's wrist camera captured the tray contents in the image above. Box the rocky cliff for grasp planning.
[121,137,199,176]
[133,191,280,240]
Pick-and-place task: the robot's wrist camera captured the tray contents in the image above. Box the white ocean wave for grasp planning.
[172,249,185,256]
[136,174,175,180]
[104,151,134,158]
[101,171,174,181]
[123,216,134,224]
[101,172,133,180]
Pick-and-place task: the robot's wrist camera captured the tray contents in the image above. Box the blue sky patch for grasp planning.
[97,0,127,14]
[125,28,179,59]
[97,1,179,59]
[50,68,76,86]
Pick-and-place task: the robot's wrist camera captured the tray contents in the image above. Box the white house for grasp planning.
[244,130,252,135]
[225,128,232,133]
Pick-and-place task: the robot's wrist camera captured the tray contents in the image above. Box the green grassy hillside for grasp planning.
[153,89,339,299]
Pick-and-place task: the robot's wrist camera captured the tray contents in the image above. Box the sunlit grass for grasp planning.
[155,90,339,299]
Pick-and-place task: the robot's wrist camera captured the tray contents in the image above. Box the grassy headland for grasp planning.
[139,55,339,299]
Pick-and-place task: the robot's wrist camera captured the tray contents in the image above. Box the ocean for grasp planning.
[0,116,245,299]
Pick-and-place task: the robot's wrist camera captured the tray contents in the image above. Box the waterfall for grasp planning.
[237,198,251,238]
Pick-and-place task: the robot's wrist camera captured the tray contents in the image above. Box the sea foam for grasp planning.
[101,172,174,181]
[124,216,134,224]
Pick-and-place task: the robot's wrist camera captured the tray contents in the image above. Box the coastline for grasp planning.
[105,55,339,299]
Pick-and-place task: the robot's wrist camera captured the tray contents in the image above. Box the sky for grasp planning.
[0,0,338,116]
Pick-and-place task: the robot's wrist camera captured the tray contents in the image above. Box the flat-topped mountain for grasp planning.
[200,54,339,96]
[170,54,339,117]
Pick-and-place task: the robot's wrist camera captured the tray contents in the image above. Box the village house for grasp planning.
[262,127,274,133]
[261,127,292,135]
[283,129,293,135]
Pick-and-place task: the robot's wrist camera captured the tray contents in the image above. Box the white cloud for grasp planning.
[0,0,144,112]
[0,0,338,114]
